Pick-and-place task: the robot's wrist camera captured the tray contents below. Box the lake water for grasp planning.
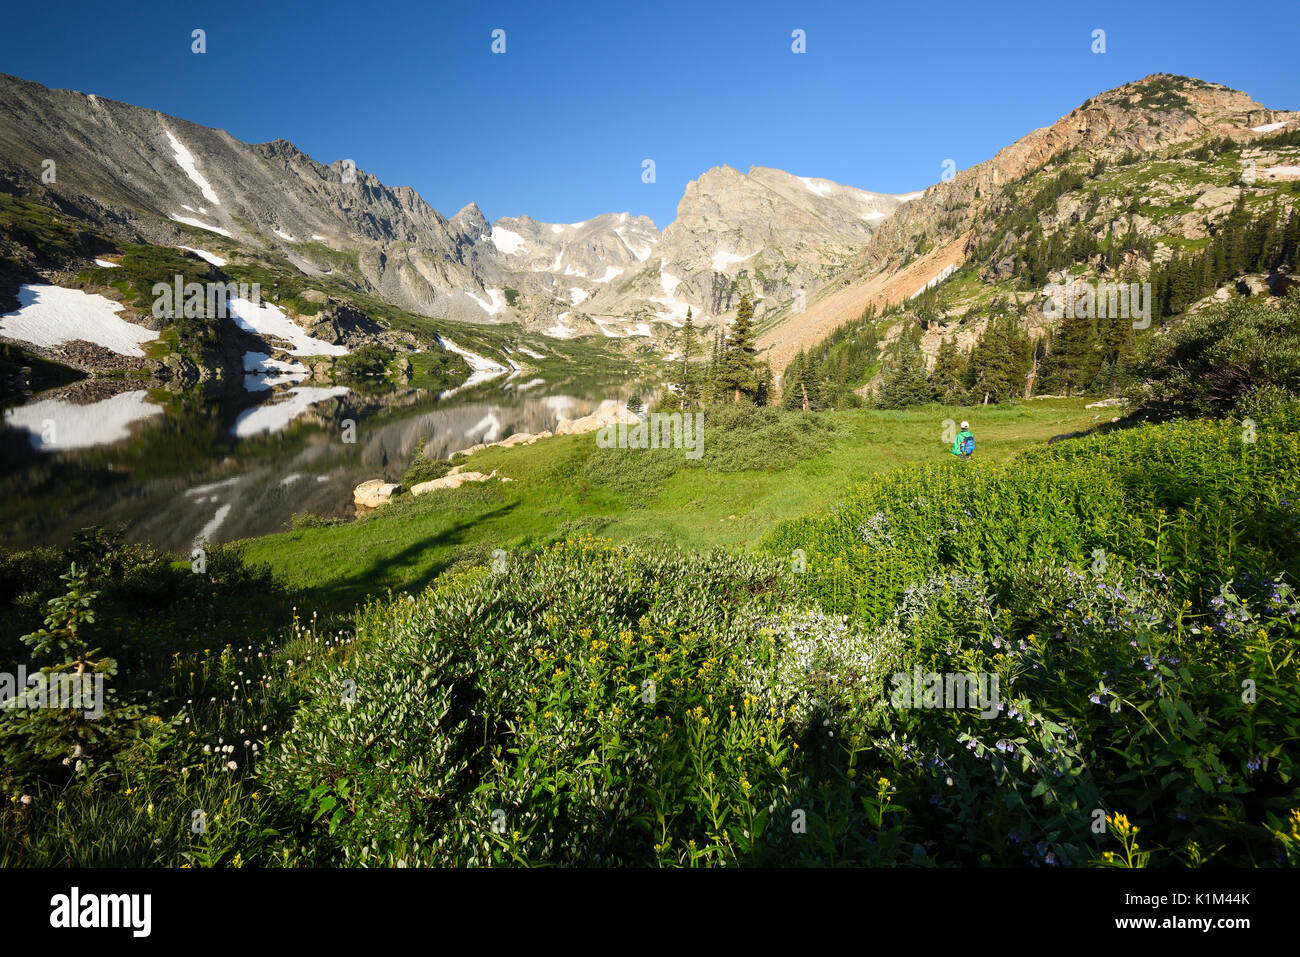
[0,378,605,552]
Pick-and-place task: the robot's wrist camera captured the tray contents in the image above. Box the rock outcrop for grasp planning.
[353,479,401,508]
[410,469,498,495]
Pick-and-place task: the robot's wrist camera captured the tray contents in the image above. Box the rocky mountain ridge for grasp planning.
[0,71,918,346]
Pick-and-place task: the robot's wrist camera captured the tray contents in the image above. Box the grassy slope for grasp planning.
[237,398,1104,609]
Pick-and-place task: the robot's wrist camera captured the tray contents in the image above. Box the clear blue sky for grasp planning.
[3,0,1294,228]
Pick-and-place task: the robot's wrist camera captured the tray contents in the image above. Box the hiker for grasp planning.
[952,421,975,459]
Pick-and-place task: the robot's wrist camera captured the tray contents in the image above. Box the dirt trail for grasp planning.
[758,233,970,377]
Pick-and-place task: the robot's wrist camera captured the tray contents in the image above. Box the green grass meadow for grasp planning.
[239,399,1106,609]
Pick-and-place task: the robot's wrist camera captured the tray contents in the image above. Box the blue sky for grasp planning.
[3,0,1294,227]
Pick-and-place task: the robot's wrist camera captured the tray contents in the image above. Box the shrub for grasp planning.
[1128,292,1300,419]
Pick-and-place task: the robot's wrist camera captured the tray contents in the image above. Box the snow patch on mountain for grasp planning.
[163,128,220,205]
[179,246,227,267]
[712,248,756,271]
[615,225,653,261]
[435,335,510,397]
[170,214,233,238]
[490,226,526,255]
[798,176,835,197]
[226,298,348,356]
[0,284,158,356]
[243,351,310,391]
[466,288,506,315]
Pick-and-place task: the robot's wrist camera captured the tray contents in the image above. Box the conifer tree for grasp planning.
[676,307,698,408]
[931,335,966,403]
[875,323,932,409]
[719,293,762,403]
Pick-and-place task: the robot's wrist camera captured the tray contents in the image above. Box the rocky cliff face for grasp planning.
[757,74,1300,374]
[565,165,915,336]
[851,75,1299,283]
[0,71,918,343]
[3,71,1294,365]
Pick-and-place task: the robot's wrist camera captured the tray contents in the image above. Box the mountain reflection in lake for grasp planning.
[0,381,600,552]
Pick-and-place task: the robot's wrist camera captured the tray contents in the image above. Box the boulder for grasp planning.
[353,479,401,508]
[1237,275,1270,296]
[411,470,499,496]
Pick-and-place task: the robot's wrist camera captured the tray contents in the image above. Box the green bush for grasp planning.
[1128,292,1300,419]
[402,440,454,487]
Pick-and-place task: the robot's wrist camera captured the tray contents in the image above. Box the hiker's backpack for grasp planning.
[960,435,975,456]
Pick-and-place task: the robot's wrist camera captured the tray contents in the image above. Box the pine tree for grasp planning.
[782,349,808,410]
[875,323,932,409]
[931,335,966,403]
[719,293,762,404]
[677,307,699,408]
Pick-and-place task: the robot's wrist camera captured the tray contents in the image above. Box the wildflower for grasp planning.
[1109,812,1136,835]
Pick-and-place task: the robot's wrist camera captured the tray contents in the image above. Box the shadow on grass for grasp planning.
[297,501,520,612]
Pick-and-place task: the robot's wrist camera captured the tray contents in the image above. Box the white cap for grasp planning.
[960,421,970,430]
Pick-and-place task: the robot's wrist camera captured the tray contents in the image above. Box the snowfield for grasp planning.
[593,266,624,283]
[466,288,507,315]
[490,226,526,254]
[614,225,654,261]
[5,390,164,450]
[798,176,835,197]
[197,503,233,542]
[273,228,297,242]
[650,269,694,322]
[169,214,233,238]
[94,258,120,268]
[1251,121,1288,133]
[242,351,310,391]
[569,287,589,305]
[227,298,348,356]
[711,248,756,271]
[435,336,509,397]
[163,129,221,205]
[178,246,227,267]
[0,285,158,356]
